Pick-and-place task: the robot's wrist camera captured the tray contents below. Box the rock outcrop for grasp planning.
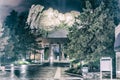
[27,5,80,31]
[27,5,44,29]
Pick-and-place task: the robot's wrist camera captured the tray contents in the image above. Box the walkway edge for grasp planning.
[54,67,61,79]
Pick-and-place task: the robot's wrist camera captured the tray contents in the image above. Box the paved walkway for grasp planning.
[54,67,61,79]
[0,71,20,80]
[2,65,119,80]
[54,67,83,80]
[54,68,120,80]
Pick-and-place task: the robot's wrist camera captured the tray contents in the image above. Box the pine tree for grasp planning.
[66,1,116,63]
[4,10,43,60]
[4,10,18,58]
[14,12,40,59]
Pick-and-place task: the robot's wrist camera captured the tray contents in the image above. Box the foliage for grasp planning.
[0,23,9,56]
[13,12,38,58]
[3,10,18,58]
[14,60,30,65]
[4,10,44,60]
[66,1,117,63]
[65,66,82,75]
[81,0,120,25]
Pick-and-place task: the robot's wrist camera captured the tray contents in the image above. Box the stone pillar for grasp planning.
[58,43,61,61]
[49,44,54,64]
[116,52,120,79]
[40,49,44,63]
[61,44,64,60]
[42,49,44,61]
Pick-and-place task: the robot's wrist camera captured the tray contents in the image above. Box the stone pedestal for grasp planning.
[116,52,120,79]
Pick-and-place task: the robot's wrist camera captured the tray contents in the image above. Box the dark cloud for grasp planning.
[0,0,82,22]
[0,0,44,22]
[0,0,23,22]
[0,0,23,7]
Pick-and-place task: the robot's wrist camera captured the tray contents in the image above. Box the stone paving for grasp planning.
[1,67,119,80]
[82,72,120,80]
[0,71,20,80]
[60,67,83,80]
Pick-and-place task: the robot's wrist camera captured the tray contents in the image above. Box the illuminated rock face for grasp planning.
[27,5,44,29]
[27,5,80,31]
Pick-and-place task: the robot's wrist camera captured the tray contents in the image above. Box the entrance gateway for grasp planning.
[29,29,69,63]
[100,57,112,80]
[40,29,69,61]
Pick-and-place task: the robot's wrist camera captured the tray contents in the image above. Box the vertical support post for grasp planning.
[42,49,44,61]
[100,59,102,80]
[111,58,113,80]
[0,55,2,68]
[34,53,35,61]
[59,43,62,61]
[101,72,102,80]
[40,49,44,64]
[100,57,112,80]
[61,44,64,60]
[116,52,117,78]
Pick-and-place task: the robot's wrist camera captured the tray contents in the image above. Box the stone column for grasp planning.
[40,49,44,63]
[49,44,54,64]
[61,44,64,60]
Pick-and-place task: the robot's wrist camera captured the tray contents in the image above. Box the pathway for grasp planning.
[54,67,83,80]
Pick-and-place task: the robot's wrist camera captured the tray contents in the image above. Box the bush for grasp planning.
[14,60,30,65]
[65,66,82,75]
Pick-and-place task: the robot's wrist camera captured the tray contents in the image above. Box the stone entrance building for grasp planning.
[114,25,120,78]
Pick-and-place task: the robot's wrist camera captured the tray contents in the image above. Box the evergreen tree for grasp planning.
[16,12,45,59]
[4,10,43,60]
[4,10,18,58]
[66,1,116,63]
[81,0,120,25]
[13,12,31,58]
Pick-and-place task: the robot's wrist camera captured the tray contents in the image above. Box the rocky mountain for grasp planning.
[27,5,80,31]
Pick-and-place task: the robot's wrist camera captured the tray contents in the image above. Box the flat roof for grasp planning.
[47,29,68,38]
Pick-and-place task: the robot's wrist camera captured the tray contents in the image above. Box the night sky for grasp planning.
[0,0,82,22]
